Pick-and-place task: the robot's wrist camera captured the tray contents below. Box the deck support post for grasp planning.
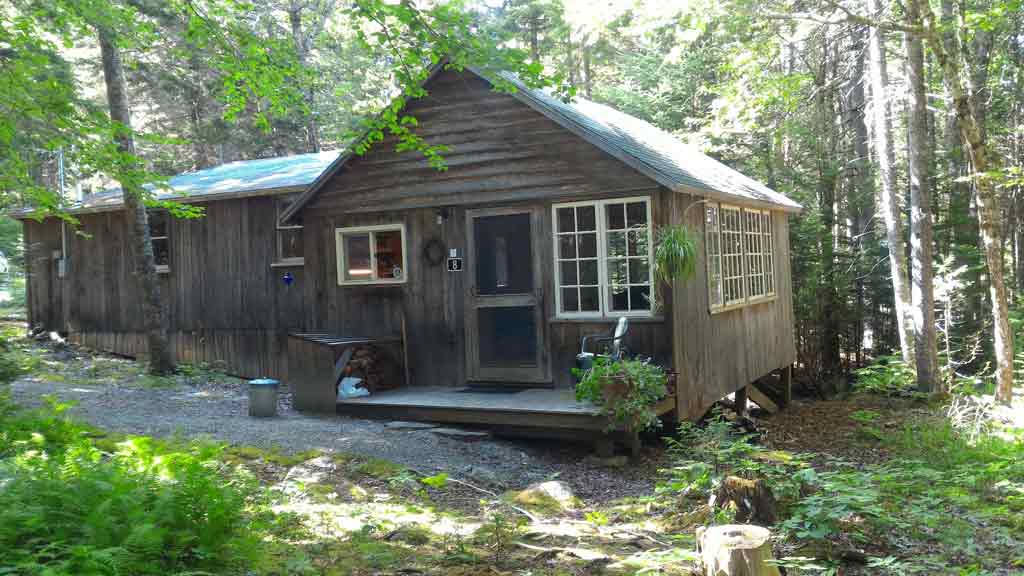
[780,364,792,408]
[625,429,641,459]
[594,435,615,457]
[734,386,748,417]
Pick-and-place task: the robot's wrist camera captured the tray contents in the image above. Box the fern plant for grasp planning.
[654,225,699,285]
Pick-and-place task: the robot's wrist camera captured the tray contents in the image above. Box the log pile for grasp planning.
[343,346,401,393]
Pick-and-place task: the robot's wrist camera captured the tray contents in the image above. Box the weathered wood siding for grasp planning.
[670,192,797,420]
[302,68,674,389]
[24,195,305,380]
[24,219,66,331]
[308,70,660,213]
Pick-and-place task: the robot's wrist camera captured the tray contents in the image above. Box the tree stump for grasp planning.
[713,476,777,525]
[696,524,780,576]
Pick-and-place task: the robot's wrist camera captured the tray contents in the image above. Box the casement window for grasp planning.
[336,224,407,285]
[148,210,170,273]
[274,195,304,266]
[553,197,653,318]
[705,203,776,312]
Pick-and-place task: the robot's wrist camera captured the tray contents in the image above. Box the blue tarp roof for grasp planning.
[70,150,340,213]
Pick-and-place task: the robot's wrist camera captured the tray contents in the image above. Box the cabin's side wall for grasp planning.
[670,192,797,420]
[24,219,66,331]
[303,69,675,388]
[24,195,305,380]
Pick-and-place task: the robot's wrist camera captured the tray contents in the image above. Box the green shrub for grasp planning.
[575,357,668,432]
[0,396,273,575]
[853,356,921,397]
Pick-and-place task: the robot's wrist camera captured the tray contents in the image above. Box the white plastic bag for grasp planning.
[337,377,369,399]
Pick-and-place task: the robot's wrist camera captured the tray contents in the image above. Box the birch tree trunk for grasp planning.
[98,28,175,375]
[920,5,1015,404]
[905,0,940,392]
[867,0,915,364]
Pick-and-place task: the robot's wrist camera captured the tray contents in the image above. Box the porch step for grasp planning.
[384,421,439,430]
[430,427,492,440]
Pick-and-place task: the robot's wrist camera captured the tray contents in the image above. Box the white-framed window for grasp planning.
[553,197,653,318]
[762,211,776,296]
[148,210,170,273]
[274,194,304,266]
[336,224,407,285]
[705,204,723,309]
[706,203,776,311]
[720,205,745,305]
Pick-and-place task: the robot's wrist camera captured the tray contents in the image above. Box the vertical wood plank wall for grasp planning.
[670,192,797,420]
[24,195,305,380]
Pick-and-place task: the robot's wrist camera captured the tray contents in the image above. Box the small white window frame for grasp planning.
[273,195,304,267]
[148,210,170,274]
[552,196,655,319]
[335,223,408,286]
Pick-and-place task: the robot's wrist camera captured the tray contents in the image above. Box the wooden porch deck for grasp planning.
[336,386,676,435]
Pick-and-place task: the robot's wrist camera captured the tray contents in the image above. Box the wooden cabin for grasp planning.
[20,65,800,436]
[19,152,338,379]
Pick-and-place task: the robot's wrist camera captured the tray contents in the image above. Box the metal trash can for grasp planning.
[248,378,279,417]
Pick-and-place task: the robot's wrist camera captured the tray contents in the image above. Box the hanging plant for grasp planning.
[654,224,699,285]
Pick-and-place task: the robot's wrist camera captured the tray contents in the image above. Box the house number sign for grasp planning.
[447,257,463,272]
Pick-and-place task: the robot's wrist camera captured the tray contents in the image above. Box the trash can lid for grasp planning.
[249,378,279,386]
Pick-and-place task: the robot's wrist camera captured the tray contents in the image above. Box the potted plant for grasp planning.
[574,357,668,435]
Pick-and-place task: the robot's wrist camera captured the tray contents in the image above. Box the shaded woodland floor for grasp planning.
[3,333,1023,575]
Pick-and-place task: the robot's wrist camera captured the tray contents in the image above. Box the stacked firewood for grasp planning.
[343,346,400,393]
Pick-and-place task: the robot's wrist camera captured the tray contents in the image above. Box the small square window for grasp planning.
[336,224,407,285]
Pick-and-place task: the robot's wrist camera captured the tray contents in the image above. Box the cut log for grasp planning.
[746,384,779,414]
[713,476,777,525]
[696,524,781,576]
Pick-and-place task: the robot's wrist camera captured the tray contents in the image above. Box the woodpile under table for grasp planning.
[287,333,405,412]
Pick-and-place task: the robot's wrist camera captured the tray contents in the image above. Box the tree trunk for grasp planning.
[289,0,320,153]
[846,28,874,364]
[697,525,781,576]
[905,0,940,392]
[98,28,175,375]
[921,5,1015,404]
[582,41,593,99]
[867,0,915,364]
[816,39,841,380]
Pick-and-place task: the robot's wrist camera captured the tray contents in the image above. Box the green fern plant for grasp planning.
[654,225,699,285]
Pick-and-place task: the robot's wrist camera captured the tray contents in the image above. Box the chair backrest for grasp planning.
[610,317,629,360]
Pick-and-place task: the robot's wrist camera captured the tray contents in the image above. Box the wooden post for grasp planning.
[734,386,748,417]
[780,365,792,408]
[594,435,615,457]
[697,524,781,576]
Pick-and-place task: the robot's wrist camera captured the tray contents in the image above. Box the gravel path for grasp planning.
[7,347,662,502]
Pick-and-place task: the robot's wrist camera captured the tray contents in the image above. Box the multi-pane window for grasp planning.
[148,210,170,272]
[762,212,776,295]
[720,206,745,305]
[275,195,304,265]
[553,197,653,317]
[705,203,776,311]
[745,209,766,299]
[336,224,407,285]
[705,205,723,309]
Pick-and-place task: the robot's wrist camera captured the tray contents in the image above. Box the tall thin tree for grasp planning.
[905,0,940,392]
[98,27,175,375]
[867,0,915,364]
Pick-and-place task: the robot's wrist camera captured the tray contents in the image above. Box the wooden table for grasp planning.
[287,333,404,413]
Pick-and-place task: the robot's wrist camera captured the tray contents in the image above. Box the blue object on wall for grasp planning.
[282,271,294,286]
